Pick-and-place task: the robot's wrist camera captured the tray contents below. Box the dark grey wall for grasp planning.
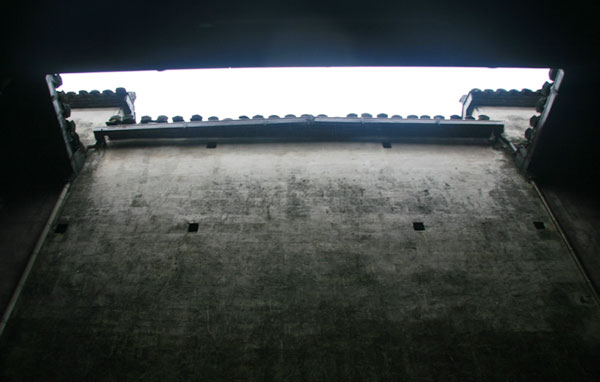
[1,142,598,380]
[0,187,61,316]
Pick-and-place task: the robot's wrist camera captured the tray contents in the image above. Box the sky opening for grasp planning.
[60,67,549,120]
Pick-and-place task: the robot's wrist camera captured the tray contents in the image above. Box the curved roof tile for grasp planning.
[63,87,136,114]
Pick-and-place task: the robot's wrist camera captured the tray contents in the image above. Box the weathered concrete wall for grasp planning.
[70,107,122,147]
[1,142,599,380]
[473,106,536,143]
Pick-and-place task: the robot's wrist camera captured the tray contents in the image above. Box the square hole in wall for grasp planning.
[533,221,546,230]
[54,223,68,234]
[206,142,217,149]
[382,142,392,149]
[188,223,199,232]
[413,222,425,231]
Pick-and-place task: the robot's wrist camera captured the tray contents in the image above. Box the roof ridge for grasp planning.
[107,113,490,126]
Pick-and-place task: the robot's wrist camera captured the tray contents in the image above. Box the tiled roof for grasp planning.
[515,69,565,170]
[94,113,502,145]
[129,113,489,125]
[61,88,136,115]
[461,87,544,117]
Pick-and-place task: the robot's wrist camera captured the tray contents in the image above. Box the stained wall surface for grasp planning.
[70,107,123,147]
[472,106,537,143]
[1,142,599,381]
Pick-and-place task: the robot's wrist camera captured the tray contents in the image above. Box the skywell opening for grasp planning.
[47,66,557,166]
[56,67,550,122]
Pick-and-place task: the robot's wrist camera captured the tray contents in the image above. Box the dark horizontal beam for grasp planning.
[94,117,504,144]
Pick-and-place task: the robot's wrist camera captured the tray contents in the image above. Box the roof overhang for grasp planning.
[94,116,504,145]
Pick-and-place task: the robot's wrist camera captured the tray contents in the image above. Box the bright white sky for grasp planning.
[60,67,549,119]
